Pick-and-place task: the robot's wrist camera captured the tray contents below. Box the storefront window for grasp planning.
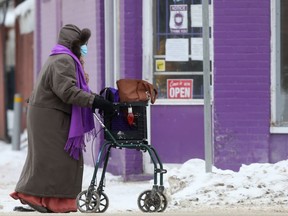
[272,0,288,129]
[279,0,288,126]
[153,0,212,100]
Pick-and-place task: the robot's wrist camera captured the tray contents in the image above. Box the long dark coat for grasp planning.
[15,52,95,198]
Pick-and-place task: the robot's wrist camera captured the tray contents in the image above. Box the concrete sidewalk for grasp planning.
[0,210,288,216]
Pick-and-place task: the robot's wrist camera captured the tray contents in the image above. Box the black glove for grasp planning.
[92,95,114,114]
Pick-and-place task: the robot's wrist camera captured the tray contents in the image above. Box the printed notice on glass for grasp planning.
[169,4,188,33]
[166,38,189,62]
[190,38,212,60]
[190,5,212,27]
[155,59,165,71]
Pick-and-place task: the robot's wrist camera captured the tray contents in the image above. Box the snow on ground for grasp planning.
[0,132,151,213]
[1,110,288,213]
[164,159,288,211]
[1,137,288,214]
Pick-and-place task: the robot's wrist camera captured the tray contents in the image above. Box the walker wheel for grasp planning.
[158,192,168,212]
[137,190,161,212]
[76,190,100,213]
[96,192,109,213]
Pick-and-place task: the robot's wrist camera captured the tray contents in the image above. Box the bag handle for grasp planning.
[141,81,158,104]
[99,87,108,96]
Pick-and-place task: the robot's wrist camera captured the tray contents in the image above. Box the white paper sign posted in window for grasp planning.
[169,4,188,33]
[190,4,212,27]
[166,38,189,62]
[190,38,212,60]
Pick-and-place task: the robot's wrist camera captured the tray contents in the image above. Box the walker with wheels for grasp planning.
[76,101,167,213]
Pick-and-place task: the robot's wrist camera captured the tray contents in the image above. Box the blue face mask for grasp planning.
[80,44,88,57]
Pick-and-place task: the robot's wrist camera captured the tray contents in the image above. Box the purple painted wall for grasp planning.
[35,0,284,177]
[213,0,271,170]
[151,105,204,163]
[119,0,143,80]
[106,0,144,180]
[95,0,105,90]
[37,0,59,71]
[270,135,288,162]
[37,0,99,90]
[35,0,206,175]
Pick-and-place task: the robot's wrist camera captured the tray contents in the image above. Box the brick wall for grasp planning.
[120,0,143,79]
[213,0,271,170]
[120,0,144,178]
[95,0,105,91]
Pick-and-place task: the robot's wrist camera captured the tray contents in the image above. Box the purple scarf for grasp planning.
[50,44,95,160]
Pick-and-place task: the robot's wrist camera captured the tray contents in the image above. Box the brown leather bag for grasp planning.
[116,79,158,104]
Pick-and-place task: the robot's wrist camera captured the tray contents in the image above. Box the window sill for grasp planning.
[153,99,204,105]
[270,127,288,134]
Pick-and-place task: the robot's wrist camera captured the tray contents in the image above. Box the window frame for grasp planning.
[143,0,214,105]
[270,0,288,133]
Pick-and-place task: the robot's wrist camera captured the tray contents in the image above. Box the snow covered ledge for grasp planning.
[15,0,34,34]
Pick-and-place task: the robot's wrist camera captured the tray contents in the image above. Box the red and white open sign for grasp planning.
[167,79,193,99]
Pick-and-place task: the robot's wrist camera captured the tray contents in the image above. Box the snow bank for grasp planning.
[165,159,288,210]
